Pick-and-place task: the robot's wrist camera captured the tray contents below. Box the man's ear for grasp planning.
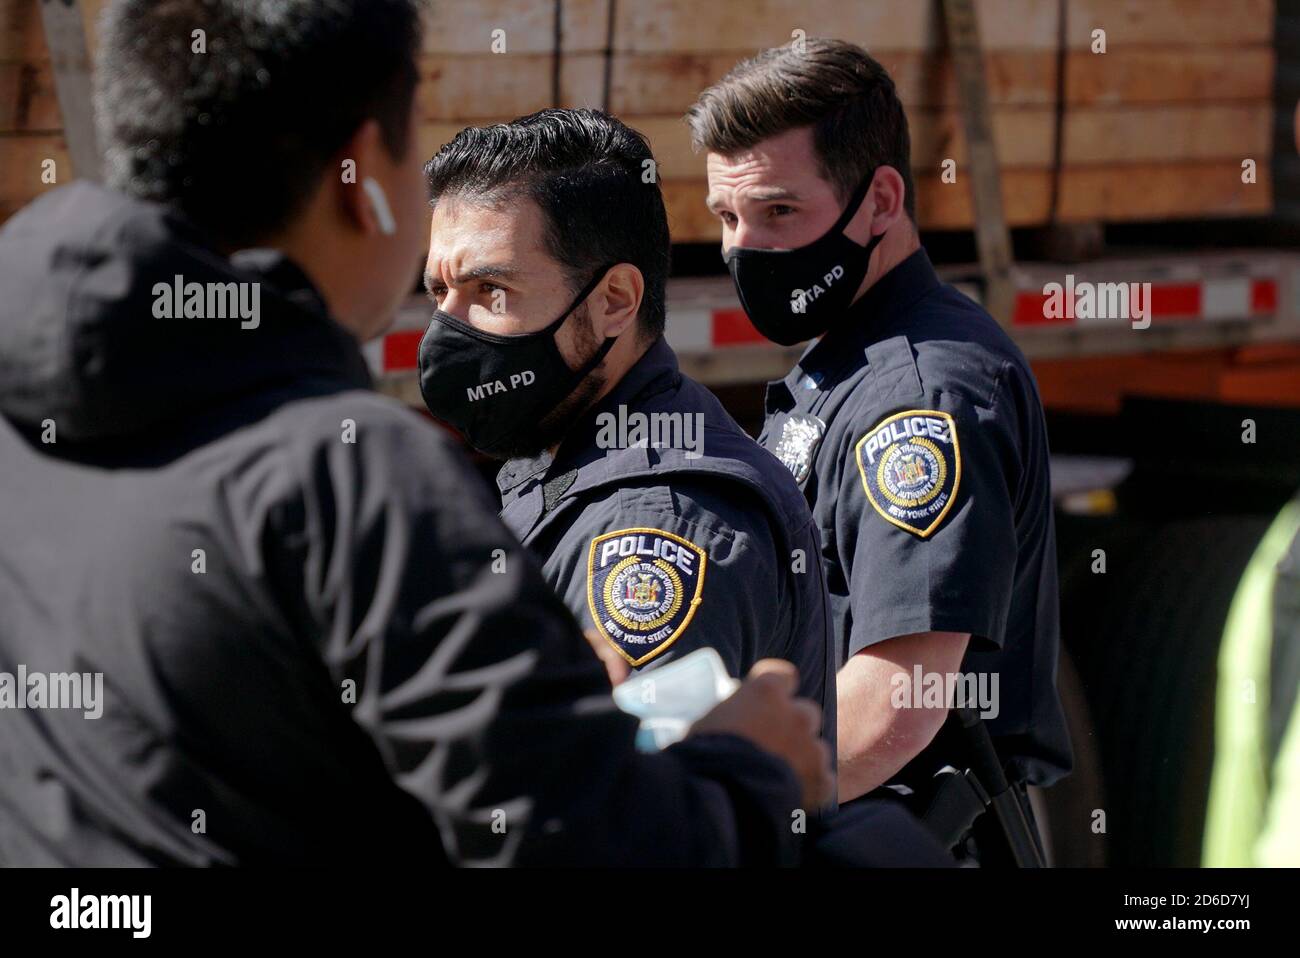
[868,165,907,235]
[336,118,390,235]
[593,263,644,339]
[845,165,906,244]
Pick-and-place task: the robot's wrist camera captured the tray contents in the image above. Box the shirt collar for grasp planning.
[777,245,940,402]
[495,336,680,496]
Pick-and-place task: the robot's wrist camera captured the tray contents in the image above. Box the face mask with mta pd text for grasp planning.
[722,173,885,346]
[417,266,615,458]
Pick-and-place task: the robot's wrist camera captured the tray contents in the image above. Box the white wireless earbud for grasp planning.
[361,177,398,237]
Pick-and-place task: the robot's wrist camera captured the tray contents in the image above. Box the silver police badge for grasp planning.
[774,414,827,486]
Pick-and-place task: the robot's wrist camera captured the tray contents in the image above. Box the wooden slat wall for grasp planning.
[1,0,1277,234]
[0,0,66,219]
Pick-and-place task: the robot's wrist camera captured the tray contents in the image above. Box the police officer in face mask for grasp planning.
[687,41,1072,862]
[417,109,836,807]
[0,0,839,870]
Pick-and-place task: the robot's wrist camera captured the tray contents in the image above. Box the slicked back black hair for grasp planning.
[424,108,671,340]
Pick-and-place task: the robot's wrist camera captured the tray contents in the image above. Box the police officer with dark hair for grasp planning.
[416,109,836,805]
[0,0,832,867]
[688,39,1072,861]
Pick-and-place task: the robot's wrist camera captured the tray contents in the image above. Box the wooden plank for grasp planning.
[659,175,1053,238]
[615,0,928,54]
[418,53,557,119]
[912,168,1053,229]
[897,49,1058,108]
[898,48,1274,108]
[0,58,60,131]
[280,101,1278,174]
[0,0,45,61]
[412,112,1038,178]
[660,163,1272,240]
[1065,0,1274,48]
[417,53,608,120]
[1064,104,1272,164]
[411,39,1277,118]
[612,0,1060,53]
[563,105,1270,184]
[422,0,609,54]
[0,131,69,209]
[554,111,1054,178]
[405,46,1274,119]
[931,163,1273,226]
[944,0,1014,324]
[1055,162,1272,222]
[24,1,1283,65]
[607,50,1057,114]
[1066,48,1275,105]
[598,51,751,115]
[26,1,1279,125]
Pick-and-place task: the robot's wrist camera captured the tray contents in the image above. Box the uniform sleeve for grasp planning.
[545,480,794,683]
[838,387,1021,658]
[275,402,802,866]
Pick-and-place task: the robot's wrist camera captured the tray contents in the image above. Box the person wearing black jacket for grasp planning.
[0,0,830,867]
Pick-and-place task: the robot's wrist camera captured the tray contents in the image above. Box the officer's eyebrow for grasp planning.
[706,187,801,212]
[423,263,520,295]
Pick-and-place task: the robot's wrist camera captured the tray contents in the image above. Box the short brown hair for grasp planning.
[685,38,915,221]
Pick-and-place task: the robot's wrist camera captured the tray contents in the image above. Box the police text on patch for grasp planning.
[861,414,951,465]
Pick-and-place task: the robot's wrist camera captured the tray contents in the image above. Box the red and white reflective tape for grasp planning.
[373,273,1282,375]
[1011,276,1277,328]
[375,329,424,374]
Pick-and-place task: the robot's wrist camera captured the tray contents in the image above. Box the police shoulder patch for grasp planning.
[587,528,707,667]
[854,409,961,538]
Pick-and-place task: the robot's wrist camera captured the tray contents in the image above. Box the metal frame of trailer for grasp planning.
[370,249,1300,401]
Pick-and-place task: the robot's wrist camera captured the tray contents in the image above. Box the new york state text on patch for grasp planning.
[587,528,707,666]
[855,409,961,538]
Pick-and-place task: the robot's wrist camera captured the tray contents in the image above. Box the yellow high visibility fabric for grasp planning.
[1203,500,1300,866]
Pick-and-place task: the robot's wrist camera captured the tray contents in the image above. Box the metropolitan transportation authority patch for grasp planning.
[587,528,707,667]
[855,409,961,538]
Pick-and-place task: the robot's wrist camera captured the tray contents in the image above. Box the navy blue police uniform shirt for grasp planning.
[760,248,1071,789]
[497,337,837,760]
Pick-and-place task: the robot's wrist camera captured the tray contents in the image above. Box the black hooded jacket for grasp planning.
[0,182,801,866]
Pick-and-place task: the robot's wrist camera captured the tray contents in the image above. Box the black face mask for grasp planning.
[417,266,615,458]
[722,174,885,346]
